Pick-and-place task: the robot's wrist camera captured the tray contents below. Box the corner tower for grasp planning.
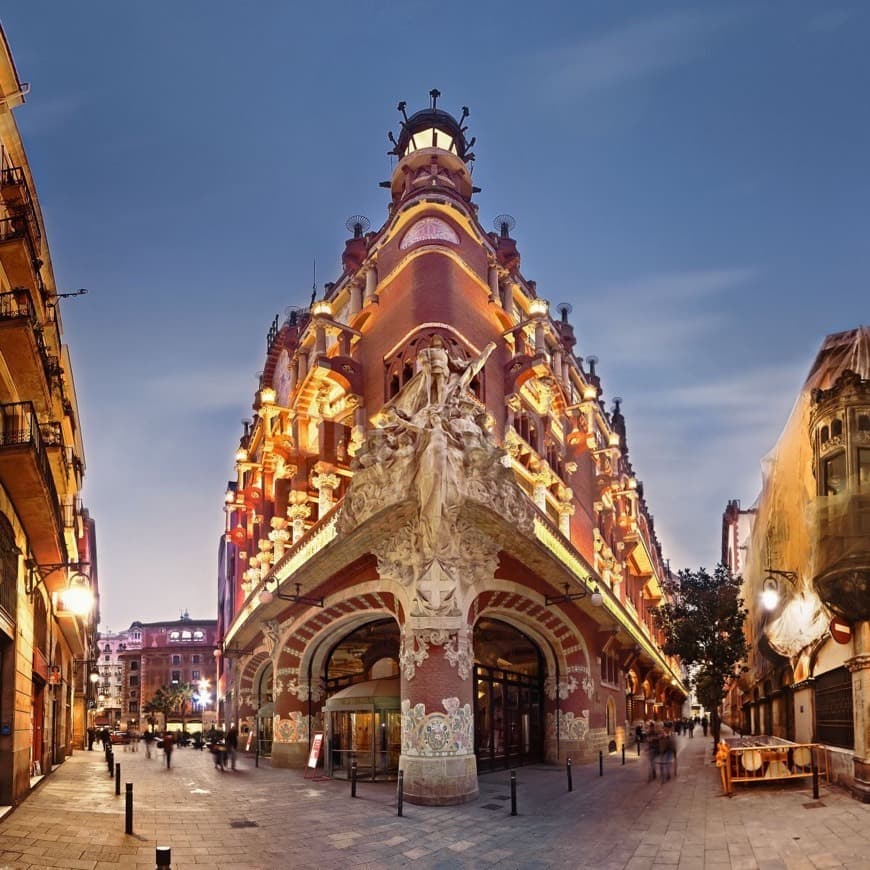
[218,93,686,806]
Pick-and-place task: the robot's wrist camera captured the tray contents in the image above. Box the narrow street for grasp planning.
[1,730,868,869]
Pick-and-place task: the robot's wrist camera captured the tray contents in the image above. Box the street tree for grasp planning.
[653,564,748,750]
[144,686,174,732]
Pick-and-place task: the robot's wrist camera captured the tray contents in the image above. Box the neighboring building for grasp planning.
[94,627,132,729]
[107,615,218,733]
[217,93,687,805]
[0,27,99,806]
[725,326,870,800]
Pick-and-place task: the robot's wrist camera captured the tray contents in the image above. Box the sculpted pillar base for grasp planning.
[270,740,309,768]
[399,752,478,805]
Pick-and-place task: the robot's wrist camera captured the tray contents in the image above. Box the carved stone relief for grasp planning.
[547,709,590,742]
[401,697,474,757]
[399,627,473,680]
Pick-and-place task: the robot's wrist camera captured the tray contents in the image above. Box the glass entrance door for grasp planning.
[474,665,543,771]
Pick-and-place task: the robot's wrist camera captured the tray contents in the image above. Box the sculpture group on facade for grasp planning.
[340,336,533,616]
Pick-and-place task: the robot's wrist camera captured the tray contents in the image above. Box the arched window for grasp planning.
[606,697,616,736]
[820,425,829,444]
[831,418,843,438]
[33,593,48,654]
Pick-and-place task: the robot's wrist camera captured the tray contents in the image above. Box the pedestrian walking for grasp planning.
[226,724,239,771]
[162,731,174,769]
[701,716,709,737]
[143,730,155,759]
[658,729,676,782]
[646,725,659,781]
[87,727,95,751]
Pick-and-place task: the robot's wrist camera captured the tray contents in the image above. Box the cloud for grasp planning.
[141,368,256,414]
[580,267,758,367]
[541,11,732,98]
[807,10,854,33]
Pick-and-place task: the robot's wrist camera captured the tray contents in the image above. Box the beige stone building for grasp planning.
[0,26,99,808]
[724,326,870,800]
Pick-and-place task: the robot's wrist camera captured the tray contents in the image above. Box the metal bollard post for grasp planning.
[350,761,357,798]
[397,770,404,817]
[510,770,517,816]
[155,846,171,869]
[637,740,641,756]
[115,762,121,796]
[125,782,133,835]
[812,764,819,800]
[107,750,114,776]
[622,745,626,766]
[599,750,603,777]
[567,757,573,792]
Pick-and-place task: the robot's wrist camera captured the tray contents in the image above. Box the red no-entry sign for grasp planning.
[830,616,852,644]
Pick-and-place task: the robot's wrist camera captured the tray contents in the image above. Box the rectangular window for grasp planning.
[129,676,139,687]
[171,671,181,684]
[128,702,138,713]
[823,452,846,495]
[858,448,870,489]
[192,655,200,664]
[192,670,200,681]
[172,655,181,665]
[130,661,139,671]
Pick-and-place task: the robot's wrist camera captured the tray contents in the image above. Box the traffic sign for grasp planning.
[830,616,852,644]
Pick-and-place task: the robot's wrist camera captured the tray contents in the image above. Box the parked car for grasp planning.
[110,730,131,745]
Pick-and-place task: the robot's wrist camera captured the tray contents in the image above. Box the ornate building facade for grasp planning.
[217,94,686,805]
[0,27,99,807]
[724,326,870,800]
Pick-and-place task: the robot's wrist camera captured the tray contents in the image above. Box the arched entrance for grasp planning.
[473,618,544,771]
[323,618,401,780]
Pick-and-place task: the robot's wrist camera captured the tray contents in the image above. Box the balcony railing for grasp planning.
[0,401,65,540]
[0,288,61,391]
[0,212,40,262]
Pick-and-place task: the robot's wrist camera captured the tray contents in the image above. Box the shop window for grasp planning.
[823,452,846,495]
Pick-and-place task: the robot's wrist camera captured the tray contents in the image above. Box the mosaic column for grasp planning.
[271,645,318,769]
[399,620,477,805]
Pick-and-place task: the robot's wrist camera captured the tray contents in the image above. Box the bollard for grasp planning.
[622,745,626,766]
[155,846,171,869]
[812,764,819,800]
[125,782,133,835]
[107,749,114,776]
[599,750,603,777]
[397,770,404,817]
[637,740,641,757]
[115,761,121,796]
[510,770,517,816]
[567,757,573,792]
[350,761,357,798]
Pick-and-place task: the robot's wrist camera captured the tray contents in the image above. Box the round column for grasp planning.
[398,622,477,805]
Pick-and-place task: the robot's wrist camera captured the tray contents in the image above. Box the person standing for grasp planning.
[143,730,155,759]
[162,731,174,769]
[701,716,709,737]
[226,725,239,771]
[87,727,95,751]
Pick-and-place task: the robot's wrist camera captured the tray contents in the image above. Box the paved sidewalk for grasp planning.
[1,732,868,869]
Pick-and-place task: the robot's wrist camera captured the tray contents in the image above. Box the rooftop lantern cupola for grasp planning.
[387,89,478,205]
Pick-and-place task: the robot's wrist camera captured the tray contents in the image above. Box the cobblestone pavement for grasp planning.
[1,730,868,869]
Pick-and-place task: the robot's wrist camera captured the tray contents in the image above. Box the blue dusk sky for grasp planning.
[2,2,866,630]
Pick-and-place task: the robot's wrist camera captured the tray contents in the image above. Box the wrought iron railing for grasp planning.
[0,401,65,540]
[0,288,61,389]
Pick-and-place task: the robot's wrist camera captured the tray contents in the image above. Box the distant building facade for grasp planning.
[216,94,687,805]
[105,616,218,732]
[725,326,870,800]
[0,27,99,806]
